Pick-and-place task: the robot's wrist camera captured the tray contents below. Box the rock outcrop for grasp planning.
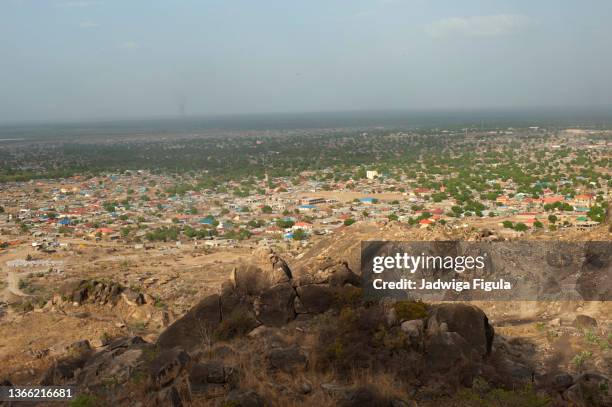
[39,336,194,406]
[426,303,494,358]
[157,248,361,351]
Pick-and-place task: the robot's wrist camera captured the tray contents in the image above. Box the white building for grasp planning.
[366,170,379,180]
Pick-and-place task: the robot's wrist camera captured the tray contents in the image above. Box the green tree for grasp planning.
[514,222,528,232]
[292,228,306,240]
[587,204,606,223]
[276,219,295,229]
[344,218,356,226]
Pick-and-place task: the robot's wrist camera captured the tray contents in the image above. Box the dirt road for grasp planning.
[0,270,30,301]
[7,271,30,296]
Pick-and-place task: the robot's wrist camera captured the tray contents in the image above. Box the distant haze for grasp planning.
[1,0,612,124]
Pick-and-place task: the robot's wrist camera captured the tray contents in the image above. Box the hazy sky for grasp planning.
[1,0,611,123]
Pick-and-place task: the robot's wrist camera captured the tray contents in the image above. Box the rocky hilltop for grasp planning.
[10,222,609,407]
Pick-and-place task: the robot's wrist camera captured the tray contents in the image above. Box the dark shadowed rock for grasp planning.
[295,284,335,314]
[72,288,88,304]
[189,361,238,398]
[148,348,191,389]
[265,346,308,373]
[190,361,229,384]
[215,290,260,339]
[109,335,147,350]
[157,294,221,350]
[72,336,151,388]
[563,372,611,407]
[152,386,183,407]
[254,283,296,326]
[40,357,86,385]
[550,373,574,390]
[426,303,494,358]
[575,241,612,301]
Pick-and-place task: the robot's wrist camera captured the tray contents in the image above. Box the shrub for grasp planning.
[513,222,528,232]
[213,309,256,341]
[99,332,113,345]
[393,300,428,321]
[571,350,593,369]
[334,286,363,308]
[315,305,417,375]
[344,218,356,226]
[373,325,409,351]
[584,330,598,344]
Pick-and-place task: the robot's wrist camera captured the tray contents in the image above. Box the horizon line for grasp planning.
[2,104,612,128]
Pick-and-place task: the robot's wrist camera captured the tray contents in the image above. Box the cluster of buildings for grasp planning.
[0,164,608,252]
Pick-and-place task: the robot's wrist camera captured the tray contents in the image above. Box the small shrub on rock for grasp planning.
[214,310,257,341]
[393,300,428,321]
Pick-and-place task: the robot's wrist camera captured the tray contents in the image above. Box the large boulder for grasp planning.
[40,357,87,385]
[75,336,150,388]
[421,304,496,388]
[231,248,292,295]
[157,294,221,351]
[426,304,494,358]
[147,348,192,407]
[219,290,260,333]
[148,348,191,389]
[253,283,296,326]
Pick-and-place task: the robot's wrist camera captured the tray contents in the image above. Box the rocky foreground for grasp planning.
[2,245,611,407]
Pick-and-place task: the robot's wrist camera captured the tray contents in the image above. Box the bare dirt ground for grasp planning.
[0,222,609,394]
[0,237,256,381]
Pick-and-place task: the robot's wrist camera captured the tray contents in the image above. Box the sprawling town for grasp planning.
[1,127,609,251]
